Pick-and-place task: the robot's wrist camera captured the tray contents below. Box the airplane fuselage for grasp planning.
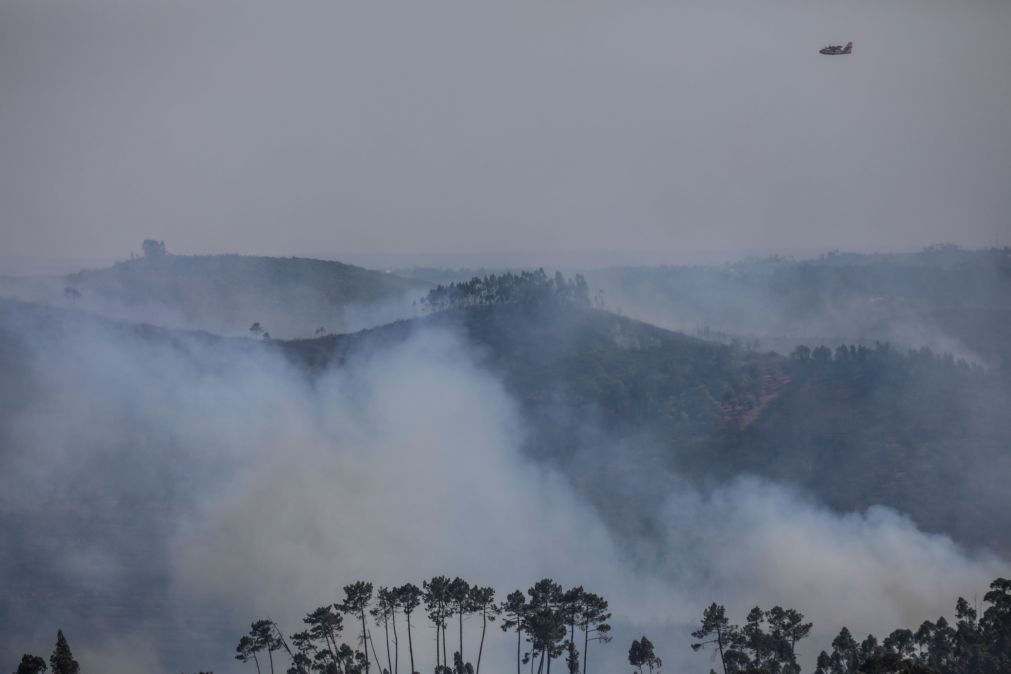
[820,41,853,55]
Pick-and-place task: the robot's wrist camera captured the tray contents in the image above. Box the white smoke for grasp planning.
[0,308,1005,673]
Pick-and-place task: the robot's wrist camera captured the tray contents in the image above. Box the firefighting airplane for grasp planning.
[820,41,853,55]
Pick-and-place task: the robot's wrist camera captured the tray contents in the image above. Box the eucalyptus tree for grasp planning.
[627,636,661,674]
[814,650,832,674]
[982,577,1011,673]
[14,654,48,674]
[451,652,472,674]
[825,627,859,674]
[469,586,498,674]
[500,590,529,674]
[396,583,423,674]
[341,582,375,674]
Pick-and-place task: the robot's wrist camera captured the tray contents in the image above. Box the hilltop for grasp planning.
[53,245,430,337]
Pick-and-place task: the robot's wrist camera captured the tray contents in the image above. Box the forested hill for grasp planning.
[282,293,1011,556]
[3,286,1009,558]
[57,245,429,337]
[285,300,780,448]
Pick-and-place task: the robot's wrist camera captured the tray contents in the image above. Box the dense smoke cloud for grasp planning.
[1,303,1005,672]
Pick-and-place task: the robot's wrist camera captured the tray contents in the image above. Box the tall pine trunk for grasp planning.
[369,628,384,673]
[716,628,727,674]
[442,616,448,670]
[406,612,416,674]
[384,616,393,674]
[516,625,522,674]
[476,609,487,674]
[581,623,589,674]
[361,610,371,674]
[392,610,400,674]
[325,632,339,673]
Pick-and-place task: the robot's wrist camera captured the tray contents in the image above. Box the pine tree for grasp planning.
[340,581,375,674]
[469,586,497,674]
[372,587,397,674]
[576,592,611,674]
[500,590,529,674]
[424,576,452,671]
[395,583,423,674]
[691,604,742,674]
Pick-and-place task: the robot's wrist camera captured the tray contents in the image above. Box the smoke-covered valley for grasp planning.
[2,247,1010,673]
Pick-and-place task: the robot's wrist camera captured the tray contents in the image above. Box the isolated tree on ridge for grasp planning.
[48,631,79,674]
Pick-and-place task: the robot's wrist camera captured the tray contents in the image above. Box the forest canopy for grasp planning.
[420,270,592,313]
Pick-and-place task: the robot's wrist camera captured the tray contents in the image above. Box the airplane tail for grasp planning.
[843,41,853,54]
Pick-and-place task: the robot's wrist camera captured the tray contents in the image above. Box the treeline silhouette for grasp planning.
[788,342,985,375]
[691,577,1011,674]
[13,629,79,674]
[226,576,1011,674]
[10,577,1010,674]
[234,578,610,674]
[420,271,592,313]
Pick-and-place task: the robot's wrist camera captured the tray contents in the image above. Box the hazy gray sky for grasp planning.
[2,0,1009,263]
